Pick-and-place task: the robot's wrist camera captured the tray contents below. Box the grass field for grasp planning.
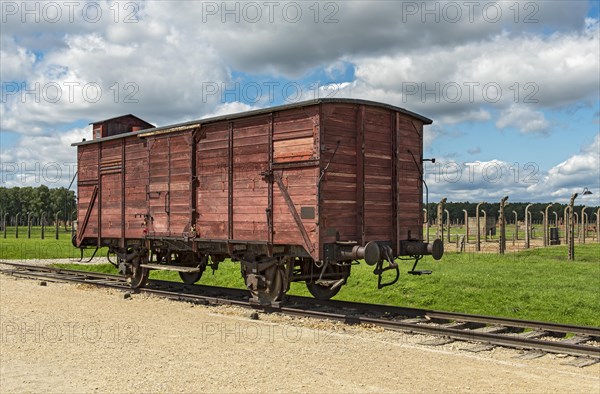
[45,243,600,327]
[0,226,105,259]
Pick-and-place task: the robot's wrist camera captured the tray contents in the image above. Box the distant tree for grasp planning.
[0,186,76,224]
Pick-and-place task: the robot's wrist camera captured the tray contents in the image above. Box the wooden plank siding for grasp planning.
[196,122,229,239]
[123,137,148,239]
[319,103,425,257]
[147,131,193,237]
[77,143,99,242]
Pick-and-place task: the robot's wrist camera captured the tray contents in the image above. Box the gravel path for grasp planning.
[1,274,598,393]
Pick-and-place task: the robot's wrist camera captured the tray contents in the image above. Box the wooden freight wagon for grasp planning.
[74,99,443,303]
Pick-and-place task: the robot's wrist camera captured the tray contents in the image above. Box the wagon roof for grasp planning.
[72,98,433,146]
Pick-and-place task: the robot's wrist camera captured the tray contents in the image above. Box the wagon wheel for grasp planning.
[250,265,285,304]
[127,258,149,289]
[305,263,349,300]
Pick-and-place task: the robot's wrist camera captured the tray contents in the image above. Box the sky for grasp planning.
[0,0,599,205]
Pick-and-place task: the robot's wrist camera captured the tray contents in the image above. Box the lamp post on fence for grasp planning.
[574,212,579,242]
[540,211,546,247]
[568,193,578,260]
[444,209,451,243]
[462,209,469,243]
[553,211,558,227]
[580,206,588,244]
[481,210,487,241]
[512,210,518,241]
[525,203,533,249]
[595,209,600,243]
[476,202,484,251]
[55,211,61,240]
[499,196,509,254]
[563,206,570,244]
[582,209,588,244]
[543,203,553,247]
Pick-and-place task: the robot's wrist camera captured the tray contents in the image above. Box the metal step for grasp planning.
[140,264,200,273]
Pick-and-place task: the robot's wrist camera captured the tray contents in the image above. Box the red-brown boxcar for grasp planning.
[74,99,442,303]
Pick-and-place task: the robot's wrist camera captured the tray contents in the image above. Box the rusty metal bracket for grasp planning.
[318,140,340,184]
[273,172,315,254]
[77,185,98,244]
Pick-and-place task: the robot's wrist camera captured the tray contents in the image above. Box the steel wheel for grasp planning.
[305,262,349,300]
[306,281,342,300]
[127,264,149,289]
[250,265,285,305]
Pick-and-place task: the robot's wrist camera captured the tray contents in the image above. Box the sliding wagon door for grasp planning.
[147,133,193,237]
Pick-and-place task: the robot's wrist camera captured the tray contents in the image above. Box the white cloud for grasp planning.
[1,26,230,134]
[341,21,599,121]
[426,136,600,203]
[526,134,600,203]
[467,146,482,155]
[0,36,36,82]
[1,127,87,188]
[201,102,261,118]
[496,104,550,134]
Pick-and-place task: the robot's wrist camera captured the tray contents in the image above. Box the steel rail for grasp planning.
[1,261,598,360]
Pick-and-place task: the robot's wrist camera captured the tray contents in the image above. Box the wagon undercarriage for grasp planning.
[98,235,441,304]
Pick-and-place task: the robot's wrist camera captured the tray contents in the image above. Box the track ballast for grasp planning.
[1,261,598,366]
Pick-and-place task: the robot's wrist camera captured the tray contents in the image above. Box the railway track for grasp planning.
[1,261,599,366]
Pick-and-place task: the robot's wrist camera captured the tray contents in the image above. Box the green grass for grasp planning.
[50,243,600,327]
[0,226,105,259]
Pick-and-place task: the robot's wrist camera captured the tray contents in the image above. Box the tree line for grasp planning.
[0,186,76,225]
[425,201,600,224]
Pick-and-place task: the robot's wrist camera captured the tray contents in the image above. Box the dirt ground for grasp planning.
[1,274,598,394]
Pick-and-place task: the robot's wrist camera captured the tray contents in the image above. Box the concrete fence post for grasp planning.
[41,212,47,240]
[512,210,518,241]
[476,202,484,251]
[444,209,451,243]
[462,209,469,243]
[499,196,509,254]
[2,213,7,239]
[27,212,32,239]
[55,211,61,240]
[524,204,533,249]
[423,208,429,243]
[436,198,446,241]
[15,213,20,239]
